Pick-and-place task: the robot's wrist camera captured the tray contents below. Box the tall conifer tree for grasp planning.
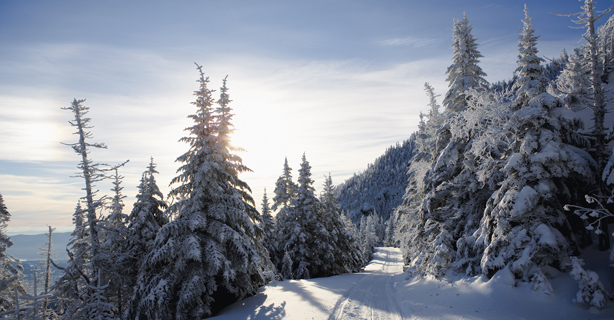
[514,5,546,105]
[277,154,316,279]
[129,65,267,319]
[60,99,116,319]
[443,13,488,113]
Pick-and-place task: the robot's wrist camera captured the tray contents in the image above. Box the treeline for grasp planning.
[385,2,614,310]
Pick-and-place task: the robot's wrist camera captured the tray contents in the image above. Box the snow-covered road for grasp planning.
[328,247,405,320]
[214,247,407,320]
[213,246,614,319]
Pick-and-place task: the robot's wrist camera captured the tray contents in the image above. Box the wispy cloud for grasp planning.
[378,36,441,48]
[0,41,451,231]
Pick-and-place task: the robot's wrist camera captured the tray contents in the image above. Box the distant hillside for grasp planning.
[336,134,417,224]
[6,232,71,261]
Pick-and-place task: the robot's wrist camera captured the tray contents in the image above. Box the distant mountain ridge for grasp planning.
[6,232,71,261]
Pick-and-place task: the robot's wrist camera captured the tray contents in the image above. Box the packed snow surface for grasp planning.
[213,247,614,319]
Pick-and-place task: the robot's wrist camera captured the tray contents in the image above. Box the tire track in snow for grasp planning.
[328,247,406,320]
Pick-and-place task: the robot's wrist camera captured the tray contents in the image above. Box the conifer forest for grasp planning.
[3,1,614,319]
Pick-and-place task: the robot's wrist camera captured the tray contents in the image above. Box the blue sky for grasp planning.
[0,0,609,234]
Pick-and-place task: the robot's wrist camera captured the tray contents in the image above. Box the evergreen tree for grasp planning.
[0,193,25,314]
[340,211,359,244]
[399,16,489,275]
[272,158,296,211]
[81,270,116,320]
[129,65,267,319]
[555,48,591,111]
[126,157,169,246]
[280,251,293,280]
[101,164,130,317]
[271,158,296,273]
[467,92,594,280]
[319,174,363,274]
[276,154,319,279]
[52,201,91,318]
[390,86,443,262]
[359,215,379,262]
[121,157,168,309]
[260,189,278,268]
[443,13,488,113]
[514,5,546,105]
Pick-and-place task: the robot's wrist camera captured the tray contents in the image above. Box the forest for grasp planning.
[2,0,614,319]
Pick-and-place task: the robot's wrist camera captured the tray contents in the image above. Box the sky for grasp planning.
[0,0,610,235]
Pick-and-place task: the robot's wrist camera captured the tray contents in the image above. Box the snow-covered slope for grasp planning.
[336,137,416,224]
[213,247,614,319]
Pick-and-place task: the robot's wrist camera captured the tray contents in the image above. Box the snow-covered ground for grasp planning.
[213,247,614,319]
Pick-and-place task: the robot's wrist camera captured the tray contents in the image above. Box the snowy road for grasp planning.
[328,247,406,320]
[215,246,614,320]
[214,247,407,320]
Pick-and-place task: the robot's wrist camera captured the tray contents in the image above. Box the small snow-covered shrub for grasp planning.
[531,267,553,295]
[569,257,608,309]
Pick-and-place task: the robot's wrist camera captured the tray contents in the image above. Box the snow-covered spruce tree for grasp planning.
[397,14,489,276]
[129,65,268,319]
[272,157,296,211]
[398,90,488,276]
[276,154,321,279]
[340,210,360,246]
[52,201,90,318]
[308,173,338,277]
[120,157,168,316]
[260,189,279,269]
[468,92,594,281]
[0,193,25,314]
[569,256,608,309]
[555,48,592,112]
[454,9,594,281]
[100,163,131,316]
[217,77,276,284]
[391,85,444,266]
[276,154,348,278]
[359,214,383,262]
[443,13,488,113]
[81,270,116,320]
[271,157,296,272]
[319,174,363,273]
[125,157,169,256]
[513,5,546,106]
[414,83,444,161]
[280,251,293,280]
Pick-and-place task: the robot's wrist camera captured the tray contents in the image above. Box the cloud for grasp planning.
[378,37,441,48]
[1,40,452,224]
[0,173,79,233]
